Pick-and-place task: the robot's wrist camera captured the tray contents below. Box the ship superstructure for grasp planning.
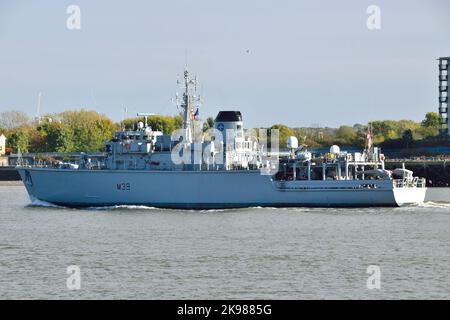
[17,69,427,208]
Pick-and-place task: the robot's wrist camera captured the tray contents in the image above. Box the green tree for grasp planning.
[57,110,117,152]
[386,129,397,140]
[421,112,439,128]
[270,124,295,148]
[35,121,74,152]
[123,114,182,134]
[202,117,215,132]
[7,130,29,153]
[402,129,413,148]
[293,127,320,147]
[334,125,357,145]
[419,112,439,137]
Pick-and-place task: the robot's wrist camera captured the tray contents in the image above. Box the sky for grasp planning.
[0,0,449,128]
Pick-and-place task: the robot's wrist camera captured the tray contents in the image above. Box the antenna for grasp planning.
[17,147,23,167]
[36,92,42,123]
[121,106,128,130]
[185,48,188,69]
[136,112,155,128]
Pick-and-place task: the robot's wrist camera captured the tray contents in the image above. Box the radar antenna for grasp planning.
[36,92,42,124]
[136,112,155,129]
[175,68,203,143]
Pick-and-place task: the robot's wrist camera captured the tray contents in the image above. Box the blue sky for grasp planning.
[0,0,449,128]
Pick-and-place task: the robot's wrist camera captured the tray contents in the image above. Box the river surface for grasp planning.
[0,185,449,299]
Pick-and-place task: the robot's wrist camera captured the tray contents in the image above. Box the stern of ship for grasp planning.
[392,178,427,206]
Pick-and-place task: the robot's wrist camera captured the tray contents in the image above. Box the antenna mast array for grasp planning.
[175,68,202,143]
[36,92,42,124]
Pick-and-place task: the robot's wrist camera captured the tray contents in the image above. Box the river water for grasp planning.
[0,185,449,299]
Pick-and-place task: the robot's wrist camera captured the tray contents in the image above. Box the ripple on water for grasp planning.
[1,186,450,299]
[419,201,450,209]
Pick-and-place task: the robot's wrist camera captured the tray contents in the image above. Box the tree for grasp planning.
[270,124,295,148]
[7,130,29,153]
[35,121,74,152]
[293,127,320,147]
[0,110,29,129]
[57,110,117,152]
[202,117,215,132]
[123,114,182,134]
[402,129,413,148]
[386,129,397,140]
[0,109,442,153]
[419,112,439,137]
[421,112,439,128]
[335,125,357,145]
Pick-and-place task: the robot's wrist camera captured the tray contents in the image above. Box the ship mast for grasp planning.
[178,69,201,143]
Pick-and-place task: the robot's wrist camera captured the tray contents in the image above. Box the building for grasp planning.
[438,57,449,137]
[0,134,7,166]
[0,134,6,156]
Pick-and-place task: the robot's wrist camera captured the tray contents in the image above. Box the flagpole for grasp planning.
[366,122,373,160]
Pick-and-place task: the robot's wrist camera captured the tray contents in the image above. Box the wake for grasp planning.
[418,201,450,209]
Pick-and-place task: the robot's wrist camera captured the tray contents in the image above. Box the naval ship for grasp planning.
[17,70,426,208]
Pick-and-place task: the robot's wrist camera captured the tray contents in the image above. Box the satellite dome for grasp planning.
[330,145,340,154]
[287,136,298,149]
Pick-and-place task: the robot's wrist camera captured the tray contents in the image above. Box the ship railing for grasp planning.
[17,161,106,170]
[393,177,426,188]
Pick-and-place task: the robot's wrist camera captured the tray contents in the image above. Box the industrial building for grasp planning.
[438,57,449,137]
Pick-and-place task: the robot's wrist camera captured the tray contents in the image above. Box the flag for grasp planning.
[193,107,199,120]
[366,125,372,158]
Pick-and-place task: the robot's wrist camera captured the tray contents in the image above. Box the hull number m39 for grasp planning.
[117,183,131,191]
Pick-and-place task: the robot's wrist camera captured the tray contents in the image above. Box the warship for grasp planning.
[17,69,427,208]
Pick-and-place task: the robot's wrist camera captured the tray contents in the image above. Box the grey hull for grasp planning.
[17,168,426,209]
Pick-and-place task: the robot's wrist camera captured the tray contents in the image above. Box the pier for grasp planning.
[0,166,20,181]
[385,159,450,187]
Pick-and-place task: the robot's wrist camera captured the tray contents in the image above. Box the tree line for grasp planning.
[0,109,440,154]
[277,112,439,149]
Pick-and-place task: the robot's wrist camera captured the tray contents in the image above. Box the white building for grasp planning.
[0,134,6,156]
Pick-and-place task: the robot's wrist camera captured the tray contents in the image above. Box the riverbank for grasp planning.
[0,181,23,186]
[0,166,20,181]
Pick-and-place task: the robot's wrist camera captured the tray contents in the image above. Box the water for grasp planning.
[0,185,449,299]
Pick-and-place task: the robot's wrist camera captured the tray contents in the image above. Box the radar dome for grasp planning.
[330,145,340,154]
[287,136,298,149]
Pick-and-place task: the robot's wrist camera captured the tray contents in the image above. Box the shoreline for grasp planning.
[0,181,23,186]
